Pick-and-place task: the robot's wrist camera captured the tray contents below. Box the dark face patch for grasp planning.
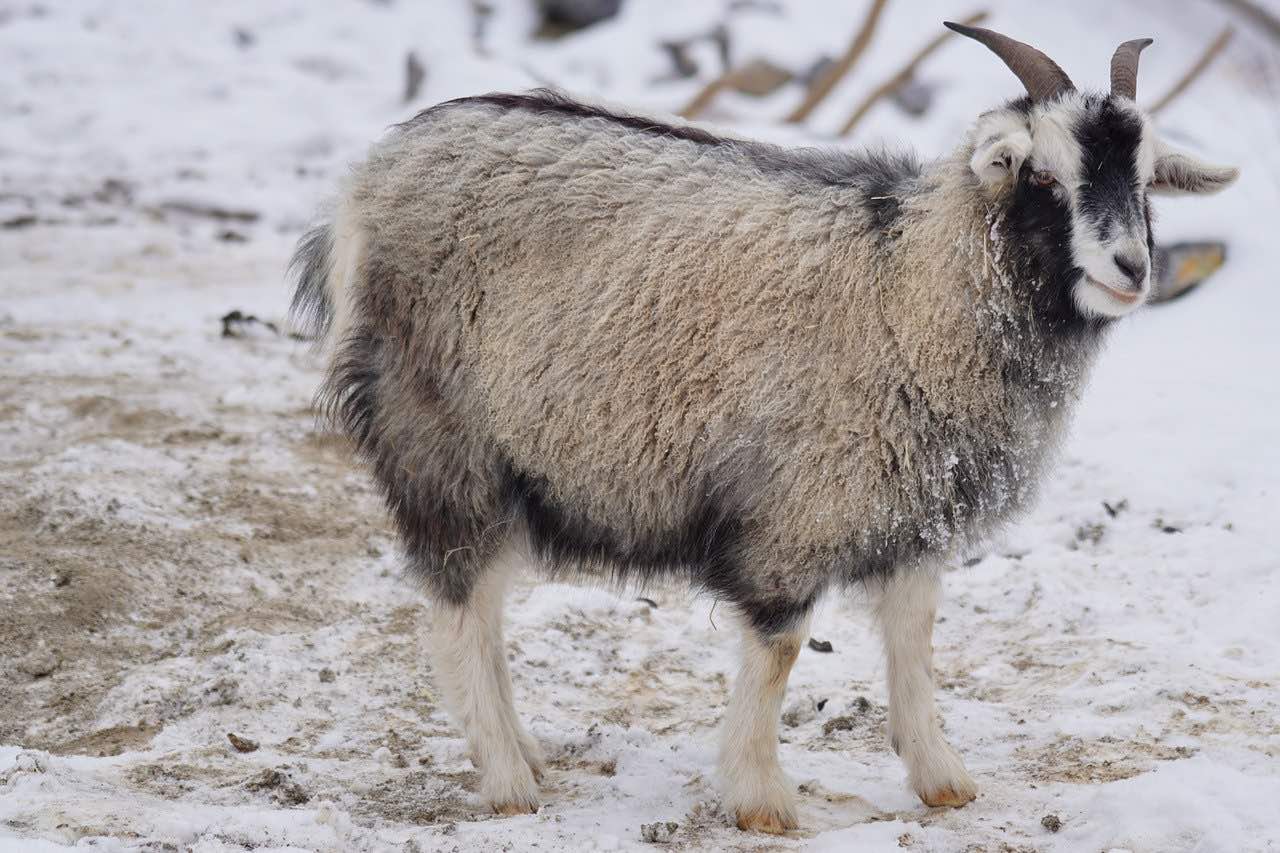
[1073,97,1147,244]
[998,160,1094,337]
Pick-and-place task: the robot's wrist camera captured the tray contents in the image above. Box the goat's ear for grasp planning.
[1150,140,1239,196]
[968,112,1031,190]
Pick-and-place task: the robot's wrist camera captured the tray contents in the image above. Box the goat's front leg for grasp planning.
[719,612,810,833]
[874,568,976,808]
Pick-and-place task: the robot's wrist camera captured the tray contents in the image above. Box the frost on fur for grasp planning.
[291,25,1236,830]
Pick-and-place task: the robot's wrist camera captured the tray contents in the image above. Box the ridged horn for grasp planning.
[1110,38,1153,99]
[944,21,1075,102]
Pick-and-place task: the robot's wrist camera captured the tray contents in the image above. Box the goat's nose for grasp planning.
[1113,251,1148,288]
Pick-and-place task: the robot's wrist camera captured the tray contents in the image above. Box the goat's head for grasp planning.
[947,22,1239,320]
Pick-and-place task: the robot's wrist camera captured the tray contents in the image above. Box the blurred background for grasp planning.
[5,0,1278,314]
[3,0,1276,241]
[2,3,1279,852]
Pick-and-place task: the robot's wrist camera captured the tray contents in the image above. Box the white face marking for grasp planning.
[970,95,1155,320]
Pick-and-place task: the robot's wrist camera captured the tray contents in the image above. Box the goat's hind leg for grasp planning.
[874,567,976,808]
[428,541,541,814]
[484,545,544,781]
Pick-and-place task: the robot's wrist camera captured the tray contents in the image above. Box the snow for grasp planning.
[2,1,1278,851]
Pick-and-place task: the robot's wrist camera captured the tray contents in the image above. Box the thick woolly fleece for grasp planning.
[297,90,1101,633]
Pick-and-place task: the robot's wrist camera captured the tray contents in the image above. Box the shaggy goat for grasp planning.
[290,23,1237,832]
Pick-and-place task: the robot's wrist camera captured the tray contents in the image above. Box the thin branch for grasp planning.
[784,0,890,124]
[1147,26,1235,116]
[679,70,736,120]
[677,59,790,119]
[403,51,426,104]
[838,9,988,137]
[1215,0,1280,44]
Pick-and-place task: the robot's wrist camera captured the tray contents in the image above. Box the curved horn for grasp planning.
[1110,38,1153,99]
[944,21,1075,102]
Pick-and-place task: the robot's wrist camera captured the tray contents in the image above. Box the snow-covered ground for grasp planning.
[2,1,1278,851]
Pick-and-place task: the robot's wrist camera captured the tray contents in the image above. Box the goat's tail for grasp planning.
[287,197,367,348]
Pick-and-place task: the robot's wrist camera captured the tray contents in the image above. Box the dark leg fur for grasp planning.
[318,260,510,606]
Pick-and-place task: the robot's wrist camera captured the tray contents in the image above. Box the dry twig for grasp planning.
[784,0,889,124]
[678,59,791,119]
[838,9,988,137]
[1147,26,1235,116]
[679,70,736,119]
[1215,0,1280,44]
[403,51,426,104]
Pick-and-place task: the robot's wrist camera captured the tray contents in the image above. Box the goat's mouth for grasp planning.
[1086,275,1144,305]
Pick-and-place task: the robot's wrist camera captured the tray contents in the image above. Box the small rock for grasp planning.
[204,677,239,706]
[1102,499,1128,518]
[227,732,259,753]
[1041,813,1062,833]
[807,637,833,653]
[538,0,622,30]
[639,821,679,843]
[247,768,310,806]
[318,667,336,683]
[17,648,60,678]
[1152,241,1226,303]
[822,716,856,735]
[220,309,279,339]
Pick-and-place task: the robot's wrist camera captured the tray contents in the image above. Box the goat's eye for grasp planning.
[1029,170,1058,188]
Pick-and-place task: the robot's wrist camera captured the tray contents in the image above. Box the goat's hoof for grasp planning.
[484,760,540,816]
[493,800,539,816]
[908,739,977,808]
[735,807,798,834]
[919,784,977,808]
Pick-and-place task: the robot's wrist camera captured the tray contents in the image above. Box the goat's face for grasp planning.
[969,93,1237,319]
[948,23,1239,321]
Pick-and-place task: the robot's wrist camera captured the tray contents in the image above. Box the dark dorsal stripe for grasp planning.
[401,88,922,199]
[405,88,728,147]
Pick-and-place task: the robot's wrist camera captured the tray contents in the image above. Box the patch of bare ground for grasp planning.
[1020,734,1196,784]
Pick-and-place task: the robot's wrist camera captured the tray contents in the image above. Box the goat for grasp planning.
[290,23,1237,832]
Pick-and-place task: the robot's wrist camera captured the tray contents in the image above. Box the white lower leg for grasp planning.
[719,614,809,833]
[483,554,543,779]
[429,544,539,814]
[874,568,976,808]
